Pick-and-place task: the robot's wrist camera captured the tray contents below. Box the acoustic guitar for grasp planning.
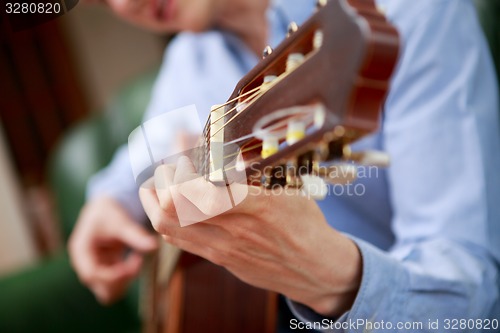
[141,0,400,332]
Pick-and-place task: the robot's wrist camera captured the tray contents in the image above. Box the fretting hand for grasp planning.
[139,156,362,316]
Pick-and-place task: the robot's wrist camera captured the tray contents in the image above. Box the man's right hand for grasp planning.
[68,197,158,304]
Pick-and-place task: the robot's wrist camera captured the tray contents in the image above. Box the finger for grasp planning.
[69,241,99,286]
[154,164,176,214]
[154,158,222,225]
[91,284,113,305]
[176,177,234,217]
[162,227,239,270]
[171,155,234,217]
[230,185,294,215]
[92,279,126,305]
[116,252,144,277]
[162,220,227,247]
[68,219,102,286]
[91,252,143,286]
[173,155,199,184]
[162,232,218,264]
[91,272,130,305]
[113,217,158,253]
[140,183,181,232]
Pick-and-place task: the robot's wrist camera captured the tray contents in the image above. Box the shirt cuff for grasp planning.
[287,236,408,332]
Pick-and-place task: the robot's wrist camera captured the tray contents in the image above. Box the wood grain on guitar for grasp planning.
[143,0,399,332]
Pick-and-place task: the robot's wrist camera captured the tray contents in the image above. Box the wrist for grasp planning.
[305,231,362,317]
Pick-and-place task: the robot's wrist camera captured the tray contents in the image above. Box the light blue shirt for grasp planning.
[88,0,500,330]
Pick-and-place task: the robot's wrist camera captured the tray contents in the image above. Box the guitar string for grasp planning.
[200,86,262,143]
[201,144,262,175]
[201,88,316,172]
[210,86,262,122]
[209,48,319,139]
[202,114,315,178]
[209,71,287,139]
[208,89,263,139]
[205,85,266,142]
[200,100,314,174]
[209,88,262,125]
[199,0,296,179]
[201,87,262,146]
[201,49,319,174]
[219,112,314,160]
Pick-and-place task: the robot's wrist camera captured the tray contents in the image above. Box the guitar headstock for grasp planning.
[204,0,399,193]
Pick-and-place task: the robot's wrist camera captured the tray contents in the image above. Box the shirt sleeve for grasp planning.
[288,0,500,330]
[85,45,176,223]
[86,31,255,223]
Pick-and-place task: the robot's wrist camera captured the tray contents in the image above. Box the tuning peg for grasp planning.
[263,75,277,84]
[313,30,324,50]
[316,0,327,9]
[286,120,306,145]
[376,5,386,14]
[343,145,390,167]
[287,22,298,37]
[258,75,277,94]
[286,53,305,72]
[261,135,279,159]
[262,45,273,59]
[316,164,357,185]
[300,174,328,200]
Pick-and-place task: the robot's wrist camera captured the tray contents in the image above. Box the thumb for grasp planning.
[115,219,159,253]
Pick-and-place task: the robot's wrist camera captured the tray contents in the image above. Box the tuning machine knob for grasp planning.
[300,174,328,200]
[316,0,328,9]
[315,164,357,185]
[343,145,390,167]
[286,53,305,72]
[262,45,273,59]
[287,22,299,37]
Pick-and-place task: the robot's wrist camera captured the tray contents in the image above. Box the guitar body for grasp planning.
[143,249,277,333]
[165,253,276,333]
[143,0,399,332]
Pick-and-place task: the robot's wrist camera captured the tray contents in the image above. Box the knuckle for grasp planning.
[229,225,246,241]
[227,221,253,243]
[206,248,227,267]
[150,207,168,233]
[158,192,174,212]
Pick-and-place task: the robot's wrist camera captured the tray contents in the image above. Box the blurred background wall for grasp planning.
[0,2,165,276]
[62,4,165,112]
